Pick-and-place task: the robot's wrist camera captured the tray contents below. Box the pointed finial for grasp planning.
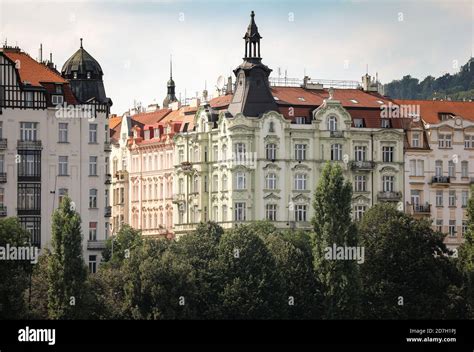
[80,38,83,48]
[170,54,173,79]
[251,10,255,18]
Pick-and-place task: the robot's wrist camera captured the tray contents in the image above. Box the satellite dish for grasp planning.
[216,75,224,87]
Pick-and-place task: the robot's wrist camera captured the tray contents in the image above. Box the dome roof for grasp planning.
[61,39,103,78]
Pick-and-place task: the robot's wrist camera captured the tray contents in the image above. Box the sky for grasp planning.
[1,0,473,114]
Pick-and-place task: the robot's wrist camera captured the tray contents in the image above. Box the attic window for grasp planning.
[154,128,160,138]
[73,72,77,79]
[55,84,63,94]
[381,119,391,128]
[87,72,91,79]
[144,130,150,140]
[439,113,453,121]
[298,97,306,102]
[350,99,359,104]
[295,116,306,124]
[354,118,364,128]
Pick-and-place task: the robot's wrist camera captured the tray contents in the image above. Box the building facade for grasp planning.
[401,99,474,250]
[172,12,406,235]
[0,41,112,270]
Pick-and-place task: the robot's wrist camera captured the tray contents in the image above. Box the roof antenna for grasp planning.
[170,54,173,79]
[80,38,83,48]
[366,64,369,75]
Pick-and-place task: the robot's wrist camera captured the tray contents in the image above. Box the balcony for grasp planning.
[350,160,375,171]
[377,191,402,201]
[104,206,111,217]
[0,138,7,149]
[104,142,112,152]
[0,206,6,217]
[329,131,344,138]
[0,172,6,183]
[172,193,185,203]
[105,174,112,184]
[431,176,450,185]
[180,162,194,173]
[87,240,107,250]
[17,140,42,150]
[412,203,431,214]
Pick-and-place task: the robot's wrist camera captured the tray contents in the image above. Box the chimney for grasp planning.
[190,98,201,108]
[38,43,43,62]
[226,76,233,95]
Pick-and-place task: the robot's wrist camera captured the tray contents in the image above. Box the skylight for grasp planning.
[298,97,306,102]
[350,99,359,104]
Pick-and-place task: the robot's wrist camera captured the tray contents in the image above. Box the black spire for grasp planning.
[227,11,278,117]
[163,55,177,108]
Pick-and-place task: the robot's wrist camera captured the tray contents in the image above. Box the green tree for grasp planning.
[102,224,143,265]
[28,251,51,319]
[47,196,89,319]
[358,203,466,319]
[458,187,474,318]
[312,162,361,319]
[0,217,31,319]
[216,224,283,319]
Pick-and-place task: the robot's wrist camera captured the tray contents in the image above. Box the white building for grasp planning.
[0,41,112,272]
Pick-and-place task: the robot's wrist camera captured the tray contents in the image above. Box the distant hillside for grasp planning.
[384,58,474,101]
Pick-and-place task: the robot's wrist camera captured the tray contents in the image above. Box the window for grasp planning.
[204,146,208,162]
[266,143,277,160]
[382,175,394,192]
[212,175,218,191]
[89,189,98,208]
[89,124,97,143]
[266,204,277,221]
[58,188,68,205]
[51,95,63,105]
[412,133,420,147]
[435,160,443,177]
[0,155,3,174]
[236,172,246,190]
[204,175,208,192]
[20,122,38,141]
[464,135,474,148]
[461,161,468,178]
[25,92,33,107]
[268,121,275,133]
[295,144,307,161]
[89,222,97,241]
[294,173,307,190]
[354,205,366,221]
[266,173,277,189]
[462,190,468,208]
[436,219,443,232]
[234,202,246,221]
[448,220,456,237]
[89,255,97,274]
[17,183,41,211]
[120,188,124,204]
[295,116,306,124]
[411,190,420,205]
[327,116,337,131]
[410,159,424,176]
[354,118,364,128]
[89,156,98,176]
[58,123,68,143]
[354,175,366,192]
[235,143,246,163]
[462,221,468,237]
[354,146,366,162]
[436,191,443,207]
[331,144,342,161]
[448,191,456,207]
[213,206,218,221]
[438,134,452,148]
[213,145,218,162]
[0,187,4,206]
[178,149,184,163]
[381,119,390,128]
[295,204,307,222]
[222,205,228,221]
[448,160,455,178]
[222,145,227,162]
[58,156,68,176]
[222,174,228,191]
[382,146,394,162]
[0,121,2,139]
[193,176,199,193]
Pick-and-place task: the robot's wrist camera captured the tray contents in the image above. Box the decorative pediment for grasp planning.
[262,163,282,171]
[353,195,370,204]
[291,163,311,172]
[380,166,399,174]
[263,192,281,201]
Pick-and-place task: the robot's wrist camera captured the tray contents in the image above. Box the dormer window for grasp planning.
[55,84,63,94]
[412,132,420,147]
[381,119,390,128]
[327,116,337,131]
[87,72,91,79]
[73,72,78,79]
[354,118,364,128]
[439,113,453,121]
[144,130,150,140]
[154,128,160,138]
[295,116,305,124]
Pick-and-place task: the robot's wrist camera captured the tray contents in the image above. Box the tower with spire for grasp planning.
[163,55,178,108]
[227,11,278,117]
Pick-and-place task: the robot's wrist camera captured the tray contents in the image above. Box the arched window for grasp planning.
[222,174,228,191]
[269,121,275,133]
[327,116,337,131]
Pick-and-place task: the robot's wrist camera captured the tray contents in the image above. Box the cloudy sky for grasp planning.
[1,0,473,114]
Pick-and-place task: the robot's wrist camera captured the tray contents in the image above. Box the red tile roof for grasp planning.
[109,115,122,129]
[394,99,474,124]
[131,108,171,126]
[209,94,233,109]
[3,51,67,87]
